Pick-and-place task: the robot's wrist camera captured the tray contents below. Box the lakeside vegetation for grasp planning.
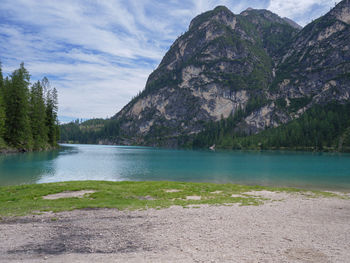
[60,118,120,144]
[0,180,344,217]
[0,62,59,152]
[192,103,350,152]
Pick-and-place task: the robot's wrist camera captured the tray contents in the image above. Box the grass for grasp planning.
[0,180,346,217]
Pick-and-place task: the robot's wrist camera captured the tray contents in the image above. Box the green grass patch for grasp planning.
[0,181,346,217]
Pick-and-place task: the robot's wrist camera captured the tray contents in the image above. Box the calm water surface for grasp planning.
[0,144,350,191]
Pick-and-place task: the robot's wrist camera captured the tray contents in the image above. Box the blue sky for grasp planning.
[0,0,336,123]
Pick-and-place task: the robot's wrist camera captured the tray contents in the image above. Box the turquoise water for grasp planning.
[0,144,350,191]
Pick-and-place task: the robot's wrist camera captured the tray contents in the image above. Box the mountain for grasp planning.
[112,5,301,146]
[60,0,350,150]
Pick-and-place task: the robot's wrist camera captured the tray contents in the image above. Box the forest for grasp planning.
[0,62,59,152]
[192,103,350,152]
[59,118,120,144]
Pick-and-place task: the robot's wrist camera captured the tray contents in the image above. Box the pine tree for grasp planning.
[0,62,3,92]
[44,79,59,147]
[0,63,6,141]
[4,63,33,150]
[29,81,48,150]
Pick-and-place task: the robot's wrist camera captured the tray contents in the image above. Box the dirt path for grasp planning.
[1,193,349,262]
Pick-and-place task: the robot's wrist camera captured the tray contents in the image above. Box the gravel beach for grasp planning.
[1,192,349,262]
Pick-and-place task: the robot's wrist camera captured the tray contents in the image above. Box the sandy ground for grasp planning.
[0,192,349,263]
[42,190,96,200]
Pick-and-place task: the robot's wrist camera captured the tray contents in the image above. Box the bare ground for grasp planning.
[0,193,349,263]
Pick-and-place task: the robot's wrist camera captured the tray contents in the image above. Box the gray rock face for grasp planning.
[113,1,350,146]
[273,0,350,109]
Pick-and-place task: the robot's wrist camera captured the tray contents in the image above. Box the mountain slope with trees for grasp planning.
[192,103,350,152]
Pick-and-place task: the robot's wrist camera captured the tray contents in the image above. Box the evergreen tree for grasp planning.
[4,63,33,149]
[0,62,59,151]
[44,79,59,147]
[0,62,3,91]
[0,64,6,140]
[29,81,48,150]
[52,87,60,143]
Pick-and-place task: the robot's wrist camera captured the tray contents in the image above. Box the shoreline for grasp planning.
[1,181,349,218]
[60,141,350,153]
[1,189,349,262]
[0,145,60,155]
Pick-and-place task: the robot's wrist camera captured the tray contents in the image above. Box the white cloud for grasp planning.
[0,0,172,120]
[268,0,334,25]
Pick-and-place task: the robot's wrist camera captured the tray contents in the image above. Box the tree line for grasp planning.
[192,103,350,152]
[59,118,120,144]
[0,62,59,152]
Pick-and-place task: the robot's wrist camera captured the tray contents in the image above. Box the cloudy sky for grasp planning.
[0,0,337,123]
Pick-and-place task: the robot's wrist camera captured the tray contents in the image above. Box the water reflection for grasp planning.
[0,144,349,191]
[0,148,61,185]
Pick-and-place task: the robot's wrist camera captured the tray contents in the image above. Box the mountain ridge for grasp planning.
[113,4,303,145]
[61,0,350,150]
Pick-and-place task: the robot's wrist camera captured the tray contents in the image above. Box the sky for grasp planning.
[0,0,337,123]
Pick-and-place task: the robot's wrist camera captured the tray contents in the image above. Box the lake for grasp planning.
[0,144,350,191]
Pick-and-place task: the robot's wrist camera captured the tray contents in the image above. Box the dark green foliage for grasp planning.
[0,63,3,90]
[239,9,300,57]
[193,93,268,148]
[0,64,6,140]
[143,124,173,144]
[59,120,82,143]
[262,23,299,54]
[0,62,59,152]
[275,98,287,109]
[192,111,242,148]
[232,103,350,151]
[343,127,350,148]
[192,103,350,151]
[245,94,269,115]
[145,72,179,93]
[4,63,33,149]
[288,97,312,112]
[29,81,48,150]
[59,118,120,144]
[44,81,59,147]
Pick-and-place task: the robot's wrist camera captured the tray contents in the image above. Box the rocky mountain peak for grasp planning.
[330,0,350,24]
[213,5,231,12]
[240,8,299,28]
[238,8,301,59]
[189,5,235,31]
